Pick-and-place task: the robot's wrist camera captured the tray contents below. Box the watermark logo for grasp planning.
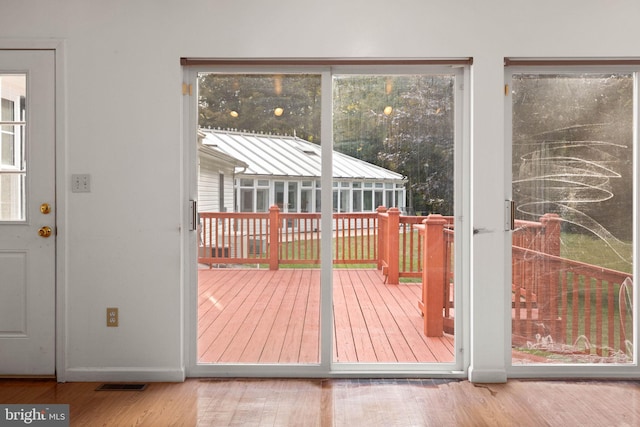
[1,405,69,426]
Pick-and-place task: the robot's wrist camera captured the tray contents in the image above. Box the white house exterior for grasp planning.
[200,128,406,213]
[197,130,248,213]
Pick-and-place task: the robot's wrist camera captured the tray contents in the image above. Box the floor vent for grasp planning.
[96,383,147,391]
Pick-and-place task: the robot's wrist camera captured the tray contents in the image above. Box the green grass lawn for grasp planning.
[278,232,423,271]
[560,232,632,274]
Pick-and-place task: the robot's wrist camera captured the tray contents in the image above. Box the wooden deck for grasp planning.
[198,268,455,364]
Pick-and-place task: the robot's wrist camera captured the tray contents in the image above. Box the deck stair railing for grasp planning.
[377,207,453,284]
[416,212,633,357]
[511,213,632,357]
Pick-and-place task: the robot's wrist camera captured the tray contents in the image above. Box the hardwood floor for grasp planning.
[198,268,454,364]
[1,378,638,426]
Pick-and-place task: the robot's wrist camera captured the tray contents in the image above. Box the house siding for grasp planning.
[198,156,235,213]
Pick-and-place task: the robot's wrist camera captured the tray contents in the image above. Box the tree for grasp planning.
[198,74,322,143]
[198,73,457,215]
[511,73,633,241]
[333,75,455,214]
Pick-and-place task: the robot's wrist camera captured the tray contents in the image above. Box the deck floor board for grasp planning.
[347,269,408,362]
[198,268,455,364]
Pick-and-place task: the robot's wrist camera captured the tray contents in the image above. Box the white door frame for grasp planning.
[0,40,66,381]
[182,63,471,378]
[504,64,640,379]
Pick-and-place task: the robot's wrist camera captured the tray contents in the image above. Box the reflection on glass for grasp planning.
[511,73,634,365]
[196,73,322,365]
[332,74,456,363]
[333,75,455,215]
[195,71,459,366]
[0,75,26,221]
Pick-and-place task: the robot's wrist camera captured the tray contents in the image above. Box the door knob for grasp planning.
[40,203,51,214]
[38,226,52,238]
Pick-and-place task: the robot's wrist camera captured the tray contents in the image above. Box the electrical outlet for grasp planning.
[107,307,119,327]
[72,174,91,193]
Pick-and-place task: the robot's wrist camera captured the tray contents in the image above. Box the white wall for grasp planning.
[1,0,639,382]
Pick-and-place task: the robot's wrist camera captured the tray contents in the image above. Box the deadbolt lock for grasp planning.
[40,203,51,214]
[38,226,52,238]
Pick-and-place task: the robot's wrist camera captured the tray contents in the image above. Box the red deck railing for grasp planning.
[512,246,632,354]
[199,206,421,278]
[199,207,633,353]
[416,212,633,356]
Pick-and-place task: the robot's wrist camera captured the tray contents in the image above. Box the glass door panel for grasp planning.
[510,72,635,365]
[332,73,457,364]
[0,75,26,222]
[196,73,322,365]
[190,65,467,374]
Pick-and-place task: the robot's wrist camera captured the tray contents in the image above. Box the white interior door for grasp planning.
[0,50,55,375]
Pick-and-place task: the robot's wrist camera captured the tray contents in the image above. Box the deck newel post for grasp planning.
[540,213,561,257]
[422,214,447,337]
[387,207,401,285]
[269,205,280,270]
[376,206,388,272]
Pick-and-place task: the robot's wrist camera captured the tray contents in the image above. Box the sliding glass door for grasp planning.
[507,67,637,369]
[195,72,323,366]
[331,72,459,366]
[185,62,469,376]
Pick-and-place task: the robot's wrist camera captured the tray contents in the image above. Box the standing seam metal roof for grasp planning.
[201,129,406,182]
